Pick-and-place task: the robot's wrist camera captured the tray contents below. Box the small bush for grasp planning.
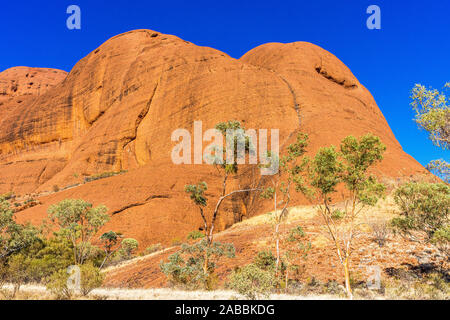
[120,238,139,259]
[45,269,73,300]
[228,264,277,300]
[160,240,235,290]
[187,230,205,240]
[253,251,276,271]
[370,220,390,247]
[391,182,449,258]
[80,263,104,296]
[331,209,345,220]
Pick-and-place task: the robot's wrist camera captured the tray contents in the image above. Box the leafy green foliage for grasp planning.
[410,83,449,150]
[391,182,449,257]
[25,236,74,281]
[79,262,105,296]
[213,120,253,175]
[185,182,208,207]
[307,134,386,299]
[259,133,310,272]
[309,146,342,196]
[187,230,205,240]
[0,199,38,261]
[426,159,450,183]
[99,231,123,268]
[253,251,277,271]
[45,268,73,300]
[0,253,29,299]
[160,240,235,290]
[47,199,109,264]
[119,238,139,259]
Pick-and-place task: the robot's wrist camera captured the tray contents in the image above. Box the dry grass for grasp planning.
[0,283,343,300]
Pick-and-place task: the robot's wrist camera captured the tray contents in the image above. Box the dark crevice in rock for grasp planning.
[278,76,302,127]
[111,194,171,215]
[315,66,357,89]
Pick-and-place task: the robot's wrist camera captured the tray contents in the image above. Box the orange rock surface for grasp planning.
[0,30,429,248]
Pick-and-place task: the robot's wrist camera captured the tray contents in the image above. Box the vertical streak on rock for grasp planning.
[278,75,302,127]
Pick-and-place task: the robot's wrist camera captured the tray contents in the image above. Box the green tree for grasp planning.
[260,133,309,272]
[426,159,449,184]
[27,235,74,281]
[307,134,386,299]
[99,231,123,269]
[0,199,38,262]
[410,83,449,149]
[47,199,109,265]
[0,253,30,299]
[410,83,450,182]
[185,121,259,279]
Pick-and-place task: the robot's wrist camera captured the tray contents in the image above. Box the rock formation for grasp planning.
[0,30,429,247]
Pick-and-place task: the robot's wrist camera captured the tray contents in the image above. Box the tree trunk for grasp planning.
[343,258,353,299]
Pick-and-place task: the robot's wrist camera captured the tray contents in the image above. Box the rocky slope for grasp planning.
[0,29,429,247]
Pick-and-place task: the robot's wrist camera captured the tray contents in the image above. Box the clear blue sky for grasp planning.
[1,0,448,166]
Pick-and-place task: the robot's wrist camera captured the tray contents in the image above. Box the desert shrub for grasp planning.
[119,238,139,259]
[331,209,345,220]
[45,268,74,300]
[228,264,277,300]
[52,185,60,192]
[0,253,29,299]
[253,251,277,271]
[80,263,104,296]
[391,182,449,259]
[187,230,205,240]
[385,272,450,300]
[160,240,235,290]
[369,219,390,247]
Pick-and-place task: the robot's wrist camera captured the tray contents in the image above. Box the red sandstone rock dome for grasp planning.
[0,30,429,247]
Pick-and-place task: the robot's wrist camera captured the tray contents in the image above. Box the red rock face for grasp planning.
[0,66,67,103]
[0,30,429,247]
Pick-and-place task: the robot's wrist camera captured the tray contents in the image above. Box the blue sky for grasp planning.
[1,0,448,166]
